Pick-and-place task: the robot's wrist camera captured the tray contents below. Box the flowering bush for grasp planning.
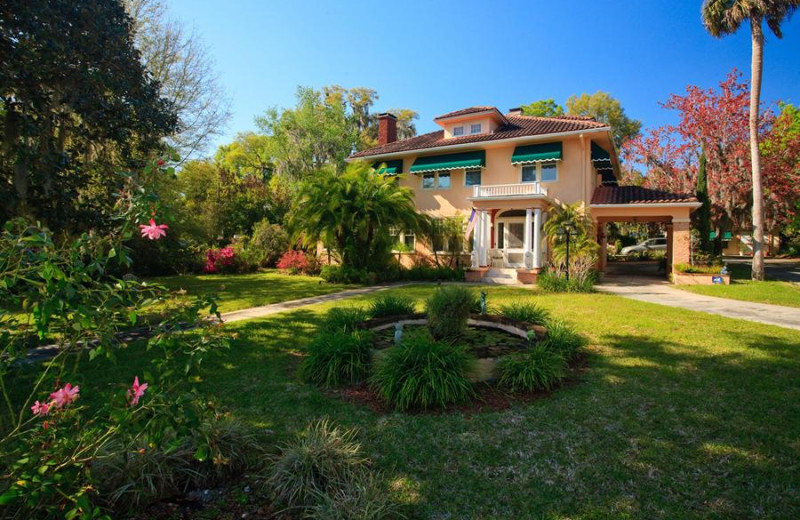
[0,156,243,518]
[204,246,237,273]
[277,250,311,274]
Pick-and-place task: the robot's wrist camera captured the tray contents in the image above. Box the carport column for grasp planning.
[523,208,532,269]
[533,208,542,269]
[598,222,608,272]
[671,219,691,270]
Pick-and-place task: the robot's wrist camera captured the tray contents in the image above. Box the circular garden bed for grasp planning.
[299,287,585,413]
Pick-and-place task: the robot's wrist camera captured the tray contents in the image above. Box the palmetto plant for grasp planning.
[542,202,598,265]
[291,161,422,270]
[702,0,800,280]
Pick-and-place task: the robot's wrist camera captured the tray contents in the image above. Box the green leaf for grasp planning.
[194,445,209,462]
[129,310,137,326]
[0,489,19,505]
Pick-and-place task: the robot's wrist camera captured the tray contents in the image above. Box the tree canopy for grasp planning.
[566,91,642,148]
[520,99,565,117]
[0,0,177,231]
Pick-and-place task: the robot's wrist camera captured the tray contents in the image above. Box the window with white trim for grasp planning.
[389,227,416,253]
[453,126,464,136]
[470,123,482,134]
[521,161,559,183]
[464,169,482,186]
[421,171,451,190]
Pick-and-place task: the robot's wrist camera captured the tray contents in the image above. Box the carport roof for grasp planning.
[591,186,698,205]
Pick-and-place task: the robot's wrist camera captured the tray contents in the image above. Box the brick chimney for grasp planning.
[507,107,523,116]
[377,113,397,145]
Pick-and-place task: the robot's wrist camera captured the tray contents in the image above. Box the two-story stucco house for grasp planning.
[349,106,700,283]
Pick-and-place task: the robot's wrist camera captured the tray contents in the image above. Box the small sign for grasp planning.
[712,276,724,285]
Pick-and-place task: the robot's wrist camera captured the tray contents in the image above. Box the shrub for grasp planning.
[673,262,722,274]
[540,319,585,361]
[204,246,237,273]
[368,294,416,318]
[301,331,373,387]
[277,250,310,274]
[320,307,369,334]
[320,265,370,284]
[425,285,474,340]
[250,219,290,267]
[537,265,596,293]
[401,265,465,282]
[370,335,475,411]
[267,419,369,512]
[498,301,550,326]
[497,346,567,392]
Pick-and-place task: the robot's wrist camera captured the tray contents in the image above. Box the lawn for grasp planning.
[676,263,800,308]
[147,269,358,313]
[24,285,800,519]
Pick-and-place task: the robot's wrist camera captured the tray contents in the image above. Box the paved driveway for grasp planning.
[723,257,800,283]
[599,274,800,331]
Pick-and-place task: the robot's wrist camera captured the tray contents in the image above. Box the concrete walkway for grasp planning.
[220,283,405,323]
[598,275,800,331]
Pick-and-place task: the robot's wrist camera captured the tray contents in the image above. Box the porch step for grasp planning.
[483,268,521,285]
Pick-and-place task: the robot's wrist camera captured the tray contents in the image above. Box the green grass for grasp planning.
[676,263,800,308]
[11,285,800,518]
[147,269,358,313]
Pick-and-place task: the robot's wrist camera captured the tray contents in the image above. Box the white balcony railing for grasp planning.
[471,182,547,199]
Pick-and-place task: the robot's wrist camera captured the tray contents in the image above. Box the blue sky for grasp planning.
[168,0,800,155]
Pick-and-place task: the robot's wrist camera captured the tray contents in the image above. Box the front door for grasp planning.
[496,218,526,267]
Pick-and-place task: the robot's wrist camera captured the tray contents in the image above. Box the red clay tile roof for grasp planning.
[591,185,699,205]
[434,106,501,120]
[350,114,609,159]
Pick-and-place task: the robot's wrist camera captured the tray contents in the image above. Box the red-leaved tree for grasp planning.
[622,70,799,247]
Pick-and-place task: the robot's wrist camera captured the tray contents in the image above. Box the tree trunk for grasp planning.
[749,15,765,280]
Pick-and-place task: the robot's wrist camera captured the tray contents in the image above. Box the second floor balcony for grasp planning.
[470,182,548,200]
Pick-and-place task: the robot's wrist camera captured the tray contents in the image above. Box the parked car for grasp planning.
[620,237,667,256]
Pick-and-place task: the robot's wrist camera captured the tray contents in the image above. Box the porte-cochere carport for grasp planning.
[590,186,702,275]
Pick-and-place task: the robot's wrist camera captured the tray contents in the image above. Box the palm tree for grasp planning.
[543,202,598,265]
[702,0,800,280]
[290,161,422,270]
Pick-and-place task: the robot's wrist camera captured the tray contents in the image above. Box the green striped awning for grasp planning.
[591,142,614,171]
[409,151,485,174]
[511,142,563,165]
[372,159,403,175]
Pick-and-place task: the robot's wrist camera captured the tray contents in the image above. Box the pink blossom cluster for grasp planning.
[31,377,149,419]
[204,246,236,273]
[30,382,80,417]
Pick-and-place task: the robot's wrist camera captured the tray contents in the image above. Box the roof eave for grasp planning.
[347,126,611,162]
[590,202,702,208]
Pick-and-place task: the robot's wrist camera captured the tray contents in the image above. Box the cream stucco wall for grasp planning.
[396,134,597,220]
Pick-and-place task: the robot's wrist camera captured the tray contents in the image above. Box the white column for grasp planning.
[533,208,542,269]
[541,211,548,265]
[523,208,532,269]
[480,210,489,267]
[471,209,480,268]
[472,209,481,268]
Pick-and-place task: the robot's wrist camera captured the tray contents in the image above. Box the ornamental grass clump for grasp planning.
[320,306,368,334]
[425,285,474,340]
[367,293,416,318]
[370,335,475,411]
[498,301,550,326]
[301,331,373,387]
[267,419,369,513]
[497,346,567,393]
[540,319,585,362]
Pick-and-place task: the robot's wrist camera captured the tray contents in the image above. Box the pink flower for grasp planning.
[31,400,51,416]
[49,383,80,408]
[127,376,148,406]
[139,219,169,240]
